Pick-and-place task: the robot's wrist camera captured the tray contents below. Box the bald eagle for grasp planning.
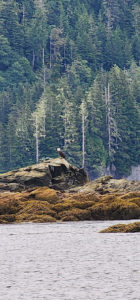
[57,148,66,159]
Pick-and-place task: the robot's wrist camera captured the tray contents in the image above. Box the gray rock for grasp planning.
[0,158,88,192]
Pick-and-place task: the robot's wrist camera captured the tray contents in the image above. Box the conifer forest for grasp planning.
[0,0,140,178]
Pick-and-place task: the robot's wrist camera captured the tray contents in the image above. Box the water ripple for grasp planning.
[0,220,139,300]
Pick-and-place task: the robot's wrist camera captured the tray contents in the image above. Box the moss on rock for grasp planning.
[59,207,91,221]
[100,221,140,233]
[0,214,16,223]
[28,187,59,203]
[16,200,57,220]
[0,175,139,224]
[16,214,56,223]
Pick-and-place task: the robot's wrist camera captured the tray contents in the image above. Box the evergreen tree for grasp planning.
[86,76,107,176]
[109,65,140,176]
[0,0,139,177]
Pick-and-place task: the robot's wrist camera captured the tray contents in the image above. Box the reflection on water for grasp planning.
[0,220,139,300]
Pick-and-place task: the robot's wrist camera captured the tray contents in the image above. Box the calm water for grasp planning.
[0,220,140,300]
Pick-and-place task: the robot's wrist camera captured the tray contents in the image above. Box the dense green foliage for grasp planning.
[0,0,140,177]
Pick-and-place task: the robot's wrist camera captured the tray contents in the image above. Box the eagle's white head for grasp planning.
[57,148,61,151]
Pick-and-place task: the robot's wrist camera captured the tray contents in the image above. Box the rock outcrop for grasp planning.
[0,158,88,192]
[99,221,140,233]
[69,175,140,194]
[0,162,140,224]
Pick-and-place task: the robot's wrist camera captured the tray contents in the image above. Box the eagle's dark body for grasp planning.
[57,148,66,159]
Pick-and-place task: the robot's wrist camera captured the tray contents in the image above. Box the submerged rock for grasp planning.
[0,158,88,192]
[99,221,140,233]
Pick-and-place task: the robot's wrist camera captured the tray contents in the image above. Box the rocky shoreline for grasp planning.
[0,159,140,225]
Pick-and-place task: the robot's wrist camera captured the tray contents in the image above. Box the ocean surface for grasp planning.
[0,220,139,300]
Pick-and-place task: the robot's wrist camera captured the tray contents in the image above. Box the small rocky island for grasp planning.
[99,221,140,233]
[0,158,140,225]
